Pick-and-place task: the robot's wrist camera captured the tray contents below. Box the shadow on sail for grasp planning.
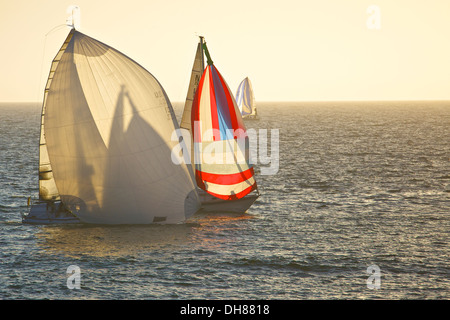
[100,84,192,223]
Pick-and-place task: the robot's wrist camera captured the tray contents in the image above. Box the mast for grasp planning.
[199,36,205,70]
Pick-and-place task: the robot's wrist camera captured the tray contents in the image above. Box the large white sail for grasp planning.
[43,29,199,224]
[235,77,256,117]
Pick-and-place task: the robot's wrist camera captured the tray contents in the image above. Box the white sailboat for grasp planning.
[236,77,258,120]
[180,37,259,213]
[23,27,200,224]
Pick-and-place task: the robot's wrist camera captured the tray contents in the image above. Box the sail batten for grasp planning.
[42,30,199,224]
[39,29,75,201]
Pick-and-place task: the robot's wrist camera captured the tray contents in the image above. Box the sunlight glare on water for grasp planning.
[0,101,449,299]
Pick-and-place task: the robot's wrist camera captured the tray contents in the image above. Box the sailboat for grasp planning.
[22,27,200,224]
[236,77,258,120]
[180,37,259,213]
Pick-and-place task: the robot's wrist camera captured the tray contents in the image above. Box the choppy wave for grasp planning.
[1,101,449,299]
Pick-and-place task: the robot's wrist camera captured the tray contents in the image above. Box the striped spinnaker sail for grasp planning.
[191,60,257,200]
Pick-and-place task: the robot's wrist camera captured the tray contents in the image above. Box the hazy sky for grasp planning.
[1,0,449,102]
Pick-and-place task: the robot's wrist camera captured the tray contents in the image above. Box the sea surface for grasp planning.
[0,101,448,300]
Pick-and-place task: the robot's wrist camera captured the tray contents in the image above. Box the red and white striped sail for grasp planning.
[191,61,257,200]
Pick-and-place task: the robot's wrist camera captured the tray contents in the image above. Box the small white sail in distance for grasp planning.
[235,77,257,118]
[42,28,200,224]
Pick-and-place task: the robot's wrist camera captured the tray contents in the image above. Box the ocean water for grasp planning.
[0,101,448,300]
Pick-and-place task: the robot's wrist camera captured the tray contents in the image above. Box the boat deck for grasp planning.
[22,200,81,224]
[199,190,259,213]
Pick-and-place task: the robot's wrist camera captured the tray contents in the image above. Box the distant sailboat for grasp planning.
[236,77,258,119]
[23,27,200,224]
[180,37,259,212]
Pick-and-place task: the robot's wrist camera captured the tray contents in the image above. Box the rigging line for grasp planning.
[45,24,70,36]
[37,24,71,104]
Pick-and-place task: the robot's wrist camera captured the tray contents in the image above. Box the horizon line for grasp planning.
[1,98,450,105]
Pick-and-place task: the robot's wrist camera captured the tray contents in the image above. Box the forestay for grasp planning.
[43,29,199,224]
